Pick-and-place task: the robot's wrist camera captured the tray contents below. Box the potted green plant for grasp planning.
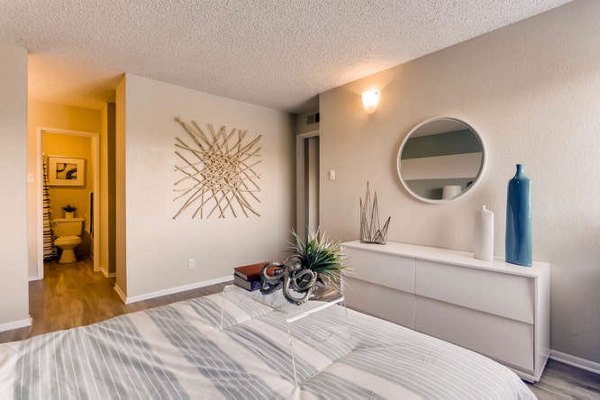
[289,230,346,289]
[62,204,77,219]
[261,230,346,304]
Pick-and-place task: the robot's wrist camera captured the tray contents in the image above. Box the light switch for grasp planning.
[328,170,336,181]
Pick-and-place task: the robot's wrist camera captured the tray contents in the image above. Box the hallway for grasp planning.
[30,259,118,336]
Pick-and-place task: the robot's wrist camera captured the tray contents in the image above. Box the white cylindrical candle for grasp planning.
[474,205,494,261]
[442,185,462,200]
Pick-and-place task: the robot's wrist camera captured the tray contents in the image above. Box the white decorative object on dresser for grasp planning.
[341,240,550,383]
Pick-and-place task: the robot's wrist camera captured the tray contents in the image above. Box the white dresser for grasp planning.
[341,240,550,382]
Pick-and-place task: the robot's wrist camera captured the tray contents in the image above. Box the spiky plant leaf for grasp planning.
[289,230,346,286]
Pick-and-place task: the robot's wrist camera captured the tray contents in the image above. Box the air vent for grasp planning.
[305,112,320,125]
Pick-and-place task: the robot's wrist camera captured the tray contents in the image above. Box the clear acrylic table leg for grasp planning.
[286,301,354,388]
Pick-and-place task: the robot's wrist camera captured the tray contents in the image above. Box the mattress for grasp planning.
[0,291,536,399]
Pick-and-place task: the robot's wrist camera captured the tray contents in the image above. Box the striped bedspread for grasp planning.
[0,292,535,399]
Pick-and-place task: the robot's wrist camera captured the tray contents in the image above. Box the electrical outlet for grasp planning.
[188,258,196,270]
[328,170,336,181]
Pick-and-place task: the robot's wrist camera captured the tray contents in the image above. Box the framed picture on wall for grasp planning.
[47,156,86,187]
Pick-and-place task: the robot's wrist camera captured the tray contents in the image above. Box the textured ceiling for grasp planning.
[0,0,570,112]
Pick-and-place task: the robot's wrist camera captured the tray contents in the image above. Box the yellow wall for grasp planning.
[115,77,126,294]
[42,134,94,257]
[101,103,117,275]
[42,134,93,221]
[27,101,102,275]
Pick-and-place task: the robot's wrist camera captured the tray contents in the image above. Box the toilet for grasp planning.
[53,218,84,264]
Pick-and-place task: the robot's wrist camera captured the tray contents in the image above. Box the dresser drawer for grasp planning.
[345,277,415,329]
[415,260,534,323]
[343,247,415,293]
[415,297,534,372]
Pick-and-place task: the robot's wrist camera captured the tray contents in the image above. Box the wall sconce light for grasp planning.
[362,89,380,113]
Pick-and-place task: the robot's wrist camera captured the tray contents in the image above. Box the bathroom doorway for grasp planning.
[36,128,100,278]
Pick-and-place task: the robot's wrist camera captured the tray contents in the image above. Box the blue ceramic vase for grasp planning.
[505,164,532,267]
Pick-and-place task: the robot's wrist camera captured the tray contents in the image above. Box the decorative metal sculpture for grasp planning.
[260,261,317,305]
[173,118,261,219]
[360,182,391,244]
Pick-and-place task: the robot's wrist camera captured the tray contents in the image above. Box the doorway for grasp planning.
[36,128,100,278]
[296,131,320,240]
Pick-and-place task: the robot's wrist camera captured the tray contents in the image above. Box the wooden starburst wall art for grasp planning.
[173,118,262,219]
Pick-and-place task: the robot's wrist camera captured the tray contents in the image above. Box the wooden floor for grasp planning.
[528,361,600,399]
[0,258,598,399]
[0,258,227,343]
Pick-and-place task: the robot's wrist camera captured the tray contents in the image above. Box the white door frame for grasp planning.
[296,130,320,240]
[36,127,101,278]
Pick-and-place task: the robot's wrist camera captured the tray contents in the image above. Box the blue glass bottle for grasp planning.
[505,164,532,267]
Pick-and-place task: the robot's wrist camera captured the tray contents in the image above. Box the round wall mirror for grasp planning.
[397,117,485,203]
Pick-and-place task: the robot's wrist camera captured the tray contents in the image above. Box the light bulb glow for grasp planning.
[362,89,380,113]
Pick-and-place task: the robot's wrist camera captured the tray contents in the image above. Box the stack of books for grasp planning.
[233,262,267,291]
[233,262,282,291]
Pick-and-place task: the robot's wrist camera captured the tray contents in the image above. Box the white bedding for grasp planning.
[0,291,536,399]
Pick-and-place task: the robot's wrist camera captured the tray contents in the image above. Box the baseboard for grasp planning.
[550,350,600,375]
[122,275,231,305]
[0,316,32,332]
[113,284,127,303]
[28,275,42,282]
[101,269,116,278]
[512,369,537,383]
[99,264,116,278]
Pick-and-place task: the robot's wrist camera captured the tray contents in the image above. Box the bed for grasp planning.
[0,291,535,399]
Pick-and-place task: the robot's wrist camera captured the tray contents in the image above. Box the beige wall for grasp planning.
[295,110,319,135]
[27,101,102,276]
[42,133,93,256]
[320,1,600,363]
[120,74,294,299]
[0,45,29,325]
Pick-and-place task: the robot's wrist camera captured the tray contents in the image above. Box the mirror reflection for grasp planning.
[398,118,484,202]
